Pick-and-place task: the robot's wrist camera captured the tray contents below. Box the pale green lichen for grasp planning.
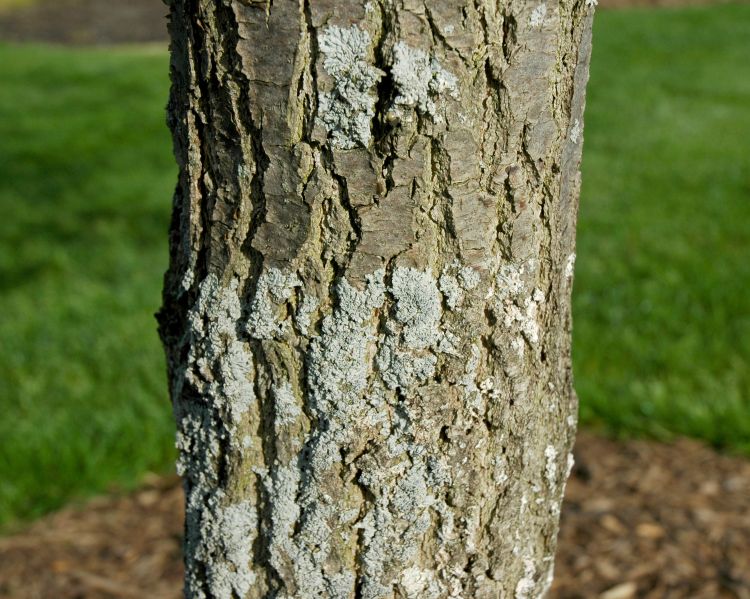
[493,262,546,354]
[273,380,302,427]
[376,332,437,390]
[317,25,383,149]
[201,499,257,599]
[246,268,301,340]
[515,557,538,599]
[544,444,558,486]
[307,270,386,423]
[440,263,480,310]
[564,252,576,279]
[262,458,329,597]
[391,41,458,120]
[295,293,319,333]
[438,272,463,309]
[391,267,442,350]
[185,275,255,435]
[193,262,517,597]
[177,414,258,599]
[259,271,388,596]
[529,4,547,28]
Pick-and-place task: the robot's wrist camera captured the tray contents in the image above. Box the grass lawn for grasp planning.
[576,4,750,452]
[0,45,175,527]
[1,4,749,527]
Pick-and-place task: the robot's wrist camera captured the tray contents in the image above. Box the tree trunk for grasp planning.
[159,0,593,597]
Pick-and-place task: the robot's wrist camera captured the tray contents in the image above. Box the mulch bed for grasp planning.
[1,431,748,598]
[553,433,750,599]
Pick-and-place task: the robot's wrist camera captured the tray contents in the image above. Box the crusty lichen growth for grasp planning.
[317,25,383,149]
[245,268,301,340]
[391,41,458,121]
[186,275,255,423]
[391,267,442,350]
[161,0,593,596]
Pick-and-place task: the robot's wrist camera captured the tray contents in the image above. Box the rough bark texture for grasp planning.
[158,1,594,597]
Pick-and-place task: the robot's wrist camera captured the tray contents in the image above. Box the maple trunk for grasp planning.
[159,1,594,596]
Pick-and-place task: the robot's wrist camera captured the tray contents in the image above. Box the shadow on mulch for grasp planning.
[1,432,748,598]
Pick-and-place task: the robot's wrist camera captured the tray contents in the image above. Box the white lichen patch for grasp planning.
[439,273,462,310]
[458,265,481,290]
[461,343,485,414]
[246,268,301,339]
[515,557,538,599]
[377,333,437,390]
[180,263,195,292]
[183,263,506,597]
[262,458,323,596]
[187,275,255,424]
[308,270,386,422]
[569,118,581,144]
[296,265,462,597]
[564,252,576,279]
[391,267,442,349]
[493,454,509,485]
[437,329,461,356]
[391,41,458,120]
[175,413,219,481]
[295,293,319,333]
[317,25,383,149]
[439,262,480,309]
[493,263,546,352]
[505,298,542,345]
[177,410,258,598]
[273,380,302,426]
[544,445,558,487]
[257,270,394,595]
[400,566,437,597]
[357,455,444,598]
[566,452,575,478]
[496,263,526,298]
[529,4,547,28]
[479,377,501,401]
[199,499,258,599]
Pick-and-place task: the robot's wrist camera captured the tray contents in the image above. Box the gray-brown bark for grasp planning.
[158,1,594,597]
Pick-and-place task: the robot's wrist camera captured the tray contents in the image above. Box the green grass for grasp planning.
[575,4,750,452]
[0,44,175,527]
[1,3,749,528]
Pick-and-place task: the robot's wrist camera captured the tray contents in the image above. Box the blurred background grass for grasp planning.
[0,45,175,526]
[0,4,748,528]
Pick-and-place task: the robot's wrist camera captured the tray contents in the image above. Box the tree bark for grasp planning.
[158,1,594,597]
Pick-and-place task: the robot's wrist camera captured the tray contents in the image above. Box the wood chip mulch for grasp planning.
[1,431,749,598]
[552,433,750,599]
